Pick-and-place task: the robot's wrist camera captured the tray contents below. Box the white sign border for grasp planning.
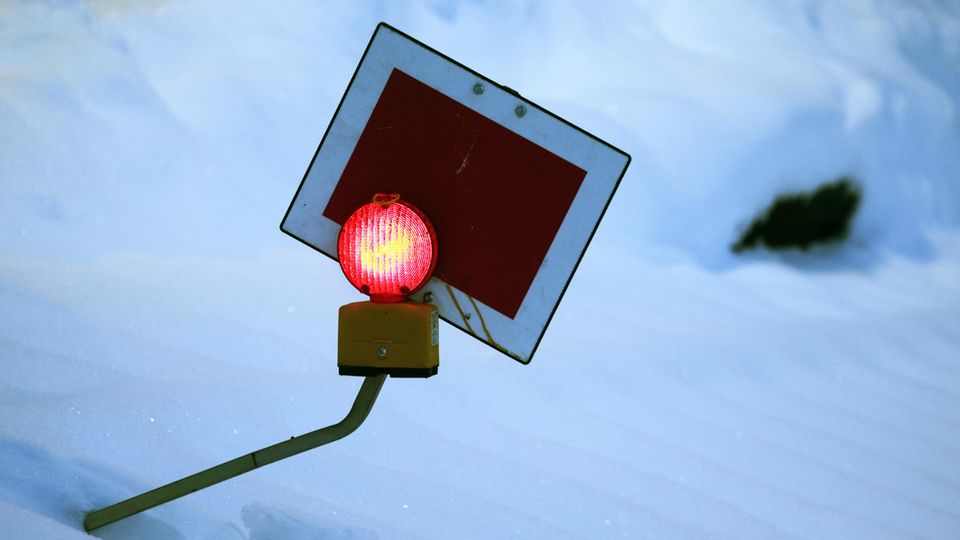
[282,23,631,364]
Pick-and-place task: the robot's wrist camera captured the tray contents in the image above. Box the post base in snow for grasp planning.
[83,374,386,532]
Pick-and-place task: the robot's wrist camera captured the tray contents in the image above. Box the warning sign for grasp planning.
[282,23,630,363]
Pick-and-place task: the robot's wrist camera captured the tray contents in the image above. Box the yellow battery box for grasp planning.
[338,301,439,377]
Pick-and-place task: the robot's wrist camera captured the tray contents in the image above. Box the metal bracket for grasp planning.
[83,374,387,532]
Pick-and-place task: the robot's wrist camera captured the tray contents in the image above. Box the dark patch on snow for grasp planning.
[733,178,861,253]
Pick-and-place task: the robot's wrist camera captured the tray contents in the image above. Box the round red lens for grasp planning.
[337,199,437,302]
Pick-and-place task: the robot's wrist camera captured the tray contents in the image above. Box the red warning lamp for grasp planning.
[336,194,440,378]
[337,193,437,302]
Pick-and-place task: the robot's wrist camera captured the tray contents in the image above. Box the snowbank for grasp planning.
[1,1,959,538]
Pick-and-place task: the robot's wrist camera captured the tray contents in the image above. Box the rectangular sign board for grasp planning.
[282,23,630,364]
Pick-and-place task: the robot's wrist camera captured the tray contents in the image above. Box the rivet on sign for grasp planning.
[464,313,472,320]
[515,104,526,117]
[473,83,485,95]
[377,345,388,359]
[423,291,434,303]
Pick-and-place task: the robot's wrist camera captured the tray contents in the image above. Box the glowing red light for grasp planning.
[337,196,437,302]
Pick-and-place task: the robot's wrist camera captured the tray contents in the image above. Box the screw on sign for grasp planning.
[83,22,629,532]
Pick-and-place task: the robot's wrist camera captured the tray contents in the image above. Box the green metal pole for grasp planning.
[83,374,387,532]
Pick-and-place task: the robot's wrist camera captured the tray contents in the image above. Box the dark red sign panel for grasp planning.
[323,69,586,319]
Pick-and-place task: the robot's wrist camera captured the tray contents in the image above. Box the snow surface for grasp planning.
[2,0,960,538]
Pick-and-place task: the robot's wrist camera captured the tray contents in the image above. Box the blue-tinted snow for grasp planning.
[1,1,959,538]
